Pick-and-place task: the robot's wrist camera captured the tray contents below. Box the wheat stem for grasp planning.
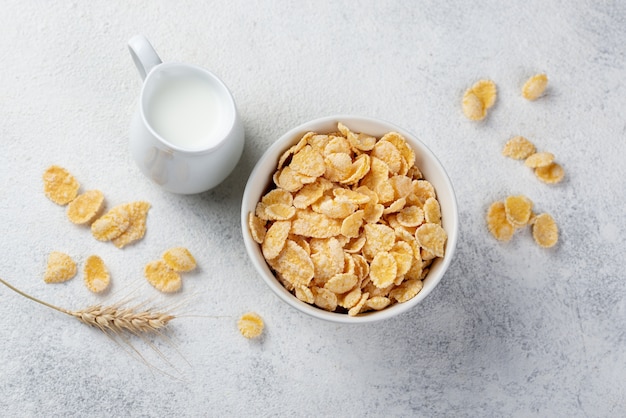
[0,277,70,314]
[0,277,175,334]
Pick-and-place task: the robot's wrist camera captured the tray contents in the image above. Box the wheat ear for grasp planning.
[0,277,174,335]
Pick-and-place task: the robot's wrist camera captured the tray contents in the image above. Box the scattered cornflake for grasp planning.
[522,74,548,101]
[249,123,448,315]
[504,195,533,228]
[502,136,536,160]
[462,79,497,121]
[83,255,110,293]
[111,201,151,248]
[67,190,105,225]
[525,152,555,168]
[486,201,515,242]
[535,162,565,184]
[532,213,559,248]
[144,259,182,293]
[43,165,80,205]
[487,196,558,249]
[91,204,130,241]
[237,312,264,339]
[162,247,196,272]
[44,251,77,283]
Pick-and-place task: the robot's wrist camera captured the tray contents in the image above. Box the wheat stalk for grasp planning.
[0,277,175,335]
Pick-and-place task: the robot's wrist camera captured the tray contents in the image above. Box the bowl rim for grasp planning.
[241,114,458,323]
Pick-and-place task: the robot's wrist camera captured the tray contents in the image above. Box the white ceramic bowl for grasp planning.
[241,115,458,323]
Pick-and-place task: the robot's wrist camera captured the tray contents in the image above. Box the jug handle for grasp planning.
[128,35,162,80]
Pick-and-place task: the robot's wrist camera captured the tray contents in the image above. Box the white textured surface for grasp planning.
[1,1,625,416]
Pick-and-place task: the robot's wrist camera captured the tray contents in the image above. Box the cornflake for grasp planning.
[67,190,105,225]
[83,255,110,293]
[486,201,515,242]
[44,251,77,283]
[162,247,196,272]
[532,213,559,248]
[487,195,558,249]
[504,195,533,228]
[91,204,130,241]
[111,201,151,248]
[502,136,536,160]
[462,79,497,121]
[525,152,555,168]
[522,74,548,101]
[237,312,264,339]
[249,123,448,316]
[43,165,80,205]
[535,162,565,184]
[144,259,182,293]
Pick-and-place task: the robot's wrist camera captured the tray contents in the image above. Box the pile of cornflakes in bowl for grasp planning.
[241,116,458,323]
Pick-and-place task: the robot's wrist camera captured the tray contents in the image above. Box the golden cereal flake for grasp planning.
[532,213,559,248]
[369,251,398,289]
[423,197,441,224]
[462,90,486,121]
[273,240,315,288]
[504,195,534,228]
[415,223,447,258]
[340,210,365,238]
[295,285,315,304]
[348,292,369,316]
[248,212,267,244]
[525,152,555,168]
[290,145,326,177]
[410,180,436,206]
[462,79,496,121]
[162,247,197,272]
[264,203,296,221]
[66,190,105,225]
[313,286,339,311]
[390,241,414,277]
[371,140,403,175]
[362,223,396,259]
[502,136,536,160]
[522,73,548,100]
[535,162,565,184]
[365,296,391,311]
[144,259,182,293]
[43,165,80,205]
[324,273,358,294]
[486,201,515,242]
[471,79,497,109]
[293,181,326,209]
[91,204,130,241]
[382,132,415,168]
[397,205,424,228]
[262,221,291,260]
[237,312,264,339]
[43,251,77,283]
[262,188,293,207]
[310,237,345,283]
[83,255,110,293]
[291,210,342,238]
[389,278,423,303]
[111,201,151,249]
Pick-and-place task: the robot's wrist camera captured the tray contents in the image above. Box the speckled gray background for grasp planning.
[1,1,624,417]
